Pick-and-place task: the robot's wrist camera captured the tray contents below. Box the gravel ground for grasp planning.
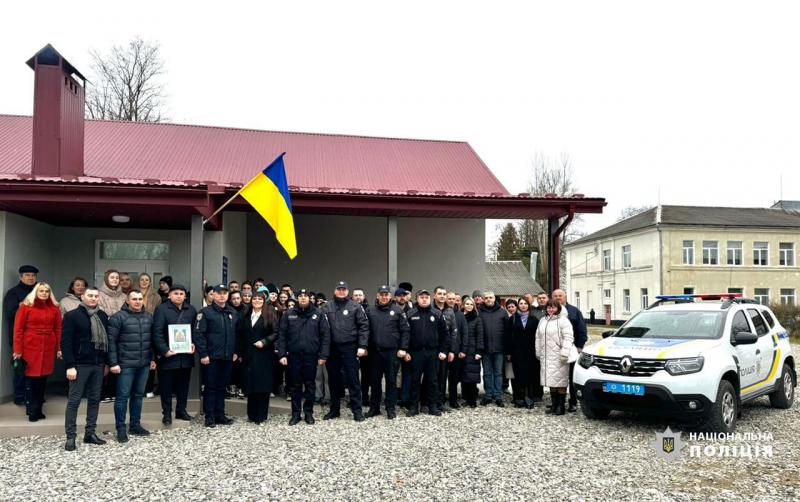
[0,393,797,501]
[1,342,797,501]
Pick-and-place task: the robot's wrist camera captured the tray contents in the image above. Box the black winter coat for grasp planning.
[505,312,537,386]
[460,311,484,384]
[321,299,369,347]
[238,308,278,395]
[107,304,154,368]
[452,309,467,355]
[565,303,588,348]
[194,303,240,360]
[406,306,449,353]
[60,306,109,369]
[277,305,331,359]
[3,282,33,346]
[365,301,410,351]
[479,302,507,354]
[433,303,457,353]
[152,301,197,370]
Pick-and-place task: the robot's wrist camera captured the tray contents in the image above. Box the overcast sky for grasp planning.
[2,1,798,244]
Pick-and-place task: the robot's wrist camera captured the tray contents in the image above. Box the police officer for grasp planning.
[431,286,457,411]
[364,285,410,419]
[278,289,330,425]
[194,284,240,428]
[321,281,369,421]
[406,289,449,417]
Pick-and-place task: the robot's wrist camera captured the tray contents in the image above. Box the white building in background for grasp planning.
[565,204,800,324]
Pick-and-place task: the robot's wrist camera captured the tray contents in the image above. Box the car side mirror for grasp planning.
[601,330,615,339]
[733,331,758,345]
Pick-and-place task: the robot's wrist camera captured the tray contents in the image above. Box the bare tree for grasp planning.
[85,37,167,122]
[509,153,585,290]
[617,205,654,222]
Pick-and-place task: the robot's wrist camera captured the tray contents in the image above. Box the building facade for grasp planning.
[566,205,800,323]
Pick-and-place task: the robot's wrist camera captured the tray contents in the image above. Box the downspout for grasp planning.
[656,204,663,296]
[551,205,576,291]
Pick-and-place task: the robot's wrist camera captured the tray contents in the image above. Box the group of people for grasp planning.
[3,264,587,452]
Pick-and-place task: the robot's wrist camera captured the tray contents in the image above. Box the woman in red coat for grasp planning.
[12,282,62,422]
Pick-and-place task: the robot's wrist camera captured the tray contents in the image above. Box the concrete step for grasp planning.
[0,394,303,438]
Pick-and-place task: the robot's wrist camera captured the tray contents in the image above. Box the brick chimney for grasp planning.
[26,44,86,177]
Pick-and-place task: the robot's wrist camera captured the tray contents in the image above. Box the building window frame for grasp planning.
[726,241,743,266]
[780,288,796,305]
[575,291,581,311]
[602,249,612,272]
[702,240,719,265]
[622,289,631,313]
[641,288,649,310]
[779,243,795,267]
[682,240,694,265]
[754,288,770,305]
[753,242,769,266]
[622,245,631,269]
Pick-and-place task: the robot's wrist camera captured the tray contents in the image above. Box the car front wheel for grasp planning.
[701,380,738,433]
[769,363,795,409]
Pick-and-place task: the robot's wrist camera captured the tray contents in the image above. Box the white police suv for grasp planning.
[573,294,795,432]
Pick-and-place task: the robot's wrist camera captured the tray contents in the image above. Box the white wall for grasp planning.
[1,212,55,400]
[247,214,485,296]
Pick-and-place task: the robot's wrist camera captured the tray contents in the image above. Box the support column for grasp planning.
[189,214,204,399]
[387,216,398,288]
[548,217,559,292]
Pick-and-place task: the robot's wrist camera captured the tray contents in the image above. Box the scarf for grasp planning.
[520,311,529,328]
[82,304,108,352]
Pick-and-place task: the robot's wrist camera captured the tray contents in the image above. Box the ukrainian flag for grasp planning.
[240,153,297,259]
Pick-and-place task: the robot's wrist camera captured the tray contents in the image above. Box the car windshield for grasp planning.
[615,310,725,340]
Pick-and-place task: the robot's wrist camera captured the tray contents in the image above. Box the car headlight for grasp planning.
[578,352,594,369]
[665,356,704,375]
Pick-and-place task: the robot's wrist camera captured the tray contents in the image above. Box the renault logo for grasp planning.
[620,356,634,374]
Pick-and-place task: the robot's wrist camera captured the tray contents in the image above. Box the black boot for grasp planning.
[545,394,557,414]
[65,438,76,451]
[288,414,301,426]
[323,410,340,420]
[83,433,107,445]
[555,394,566,416]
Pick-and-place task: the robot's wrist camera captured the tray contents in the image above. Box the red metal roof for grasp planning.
[0,114,510,196]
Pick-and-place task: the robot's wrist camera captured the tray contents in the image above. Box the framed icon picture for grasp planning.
[168,324,192,353]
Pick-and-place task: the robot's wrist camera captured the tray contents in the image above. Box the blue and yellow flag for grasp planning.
[240,153,297,259]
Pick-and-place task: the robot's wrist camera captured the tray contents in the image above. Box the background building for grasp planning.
[566,205,800,323]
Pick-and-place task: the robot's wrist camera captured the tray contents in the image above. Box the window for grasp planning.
[603,249,611,271]
[682,240,694,265]
[623,289,631,312]
[726,241,742,266]
[780,288,796,305]
[727,287,743,295]
[747,309,769,336]
[779,243,795,266]
[702,240,719,265]
[604,289,611,299]
[99,241,170,260]
[730,311,751,337]
[762,310,777,328]
[622,245,631,268]
[683,287,695,295]
[641,288,649,310]
[616,311,725,340]
[753,242,769,266]
[754,288,769,305]
[587,291,592,310]
[575,291,581,311]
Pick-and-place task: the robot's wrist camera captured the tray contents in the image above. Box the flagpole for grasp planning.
[202,185,246,225]
[202,152,286,225]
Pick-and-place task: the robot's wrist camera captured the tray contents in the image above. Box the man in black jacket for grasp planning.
[446,291,468,408]
[108,290,156,442]
[3,264,38,405]
[365,285,410,419]
[278,289,330,425]
[431,286,456,412]
[321,281,369,422]
[61,287,109,451]
[478,291,507,406]
[553,289,587,412]
[194,284,240,428]
[406,290,449,417]
[152,284,197,424]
